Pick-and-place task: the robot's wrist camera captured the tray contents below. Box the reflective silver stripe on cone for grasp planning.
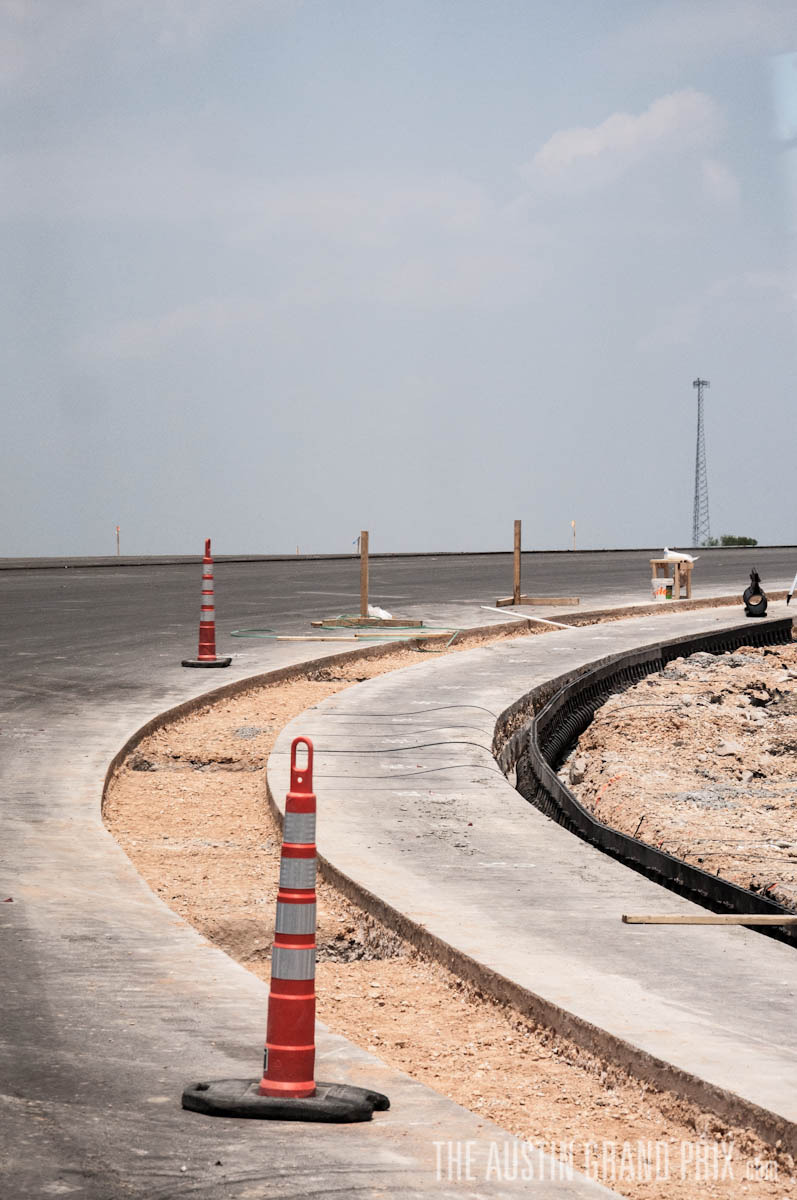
[200,611,215,622]
[271,946,316,980]
[279,856,316,889]
[282,812,316,845]
[275,901,317,934]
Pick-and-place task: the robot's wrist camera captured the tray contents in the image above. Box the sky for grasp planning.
[3,0,797,556]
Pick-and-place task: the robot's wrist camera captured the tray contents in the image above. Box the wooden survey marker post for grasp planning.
[312,529,422,628]
[496,519,580,608]
[512,519,522,604]
[360,529,369,618]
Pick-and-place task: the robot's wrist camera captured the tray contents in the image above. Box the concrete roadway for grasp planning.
[1,550,794,1199]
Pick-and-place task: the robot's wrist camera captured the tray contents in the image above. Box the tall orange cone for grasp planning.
[182,538,231,668]
[259,736,318,1098]
[182,737,390,1122]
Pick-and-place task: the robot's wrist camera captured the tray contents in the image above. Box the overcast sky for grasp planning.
[3,1,797,556]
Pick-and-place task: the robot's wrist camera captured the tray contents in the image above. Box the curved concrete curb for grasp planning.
[101,621,524,810]
[101,591,761,811]
[264,775,797,1156]
[265,606,797,1156]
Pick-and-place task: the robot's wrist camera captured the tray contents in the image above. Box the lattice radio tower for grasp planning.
[692,377,711,547]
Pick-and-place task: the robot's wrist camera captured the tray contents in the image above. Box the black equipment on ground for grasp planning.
[743,569,767,618]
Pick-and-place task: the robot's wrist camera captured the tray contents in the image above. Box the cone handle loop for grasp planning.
[290,737,314,793]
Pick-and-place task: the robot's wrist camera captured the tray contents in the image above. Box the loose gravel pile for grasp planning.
[564,641,797,910]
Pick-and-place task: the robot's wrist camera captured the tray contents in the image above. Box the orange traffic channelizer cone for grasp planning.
[259,737,318,1099]
[182,737,390,1123]
[182,538,232,668]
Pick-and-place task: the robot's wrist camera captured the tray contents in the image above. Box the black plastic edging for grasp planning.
[514,616,797,947]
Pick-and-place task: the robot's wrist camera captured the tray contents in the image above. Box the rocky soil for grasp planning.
[564,641,797,911]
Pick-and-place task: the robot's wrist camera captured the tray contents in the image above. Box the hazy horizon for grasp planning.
[3,536,794,561]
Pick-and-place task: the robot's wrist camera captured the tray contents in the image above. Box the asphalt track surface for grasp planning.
[1,549,795,1199]
[4,546,797,655]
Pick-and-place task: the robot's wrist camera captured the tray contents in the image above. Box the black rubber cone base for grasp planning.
[182,1078,390,1123]
[181,657,232,668]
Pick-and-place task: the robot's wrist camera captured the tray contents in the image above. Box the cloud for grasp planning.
[0,126,488,238]
[230,173,488,246]
[528,90,723,185]
[60,154,554,360]
[4,105,556,327]
[600,0,797,74]
[273,238,550,312]
[76,208,555,363]
[76,296,270,360]
[0,0,287,94]
[637,270,795,351]
[701,158,741,208]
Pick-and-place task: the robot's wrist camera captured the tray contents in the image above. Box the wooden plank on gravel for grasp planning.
[311,617,424,628]
[274,635,358,642]
[495,596,580,607]
[352,630,451,640]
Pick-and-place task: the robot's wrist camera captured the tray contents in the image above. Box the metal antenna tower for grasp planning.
[692,377,711,546]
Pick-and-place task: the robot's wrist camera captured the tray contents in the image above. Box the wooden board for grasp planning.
[622,913,797,926]
[354,629,450,640]
[275,635,357,642]
[495,596,580,607]
[311,617,424,628]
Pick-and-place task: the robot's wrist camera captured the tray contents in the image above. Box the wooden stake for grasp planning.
[360,530,369,618]
[355,629,450,641]
[622,913,797,926]
[495,595,580,607]
[513,519,521,605]
[496,518,580,607]
[275,635,357,642]
[312,617,422,628]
